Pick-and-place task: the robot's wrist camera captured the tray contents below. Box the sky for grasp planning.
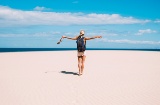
[0,0,160,48]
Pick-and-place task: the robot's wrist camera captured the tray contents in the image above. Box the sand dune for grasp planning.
[0,51,160,105]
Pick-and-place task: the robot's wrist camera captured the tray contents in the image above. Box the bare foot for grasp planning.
[78,73,81,76]
[78,73,83,76]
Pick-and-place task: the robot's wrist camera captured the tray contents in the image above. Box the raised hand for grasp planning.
[62,36,67,38]
[96,36,102,38]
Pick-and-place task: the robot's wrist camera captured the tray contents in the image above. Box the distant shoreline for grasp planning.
[0,48,160,52]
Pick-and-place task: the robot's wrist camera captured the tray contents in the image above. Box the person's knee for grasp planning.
[78,62,81,67]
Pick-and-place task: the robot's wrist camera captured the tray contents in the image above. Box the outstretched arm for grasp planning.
[62,35,78,40]
[85,36,102,40]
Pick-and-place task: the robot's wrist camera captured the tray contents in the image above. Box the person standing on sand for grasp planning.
[62,30,102,76]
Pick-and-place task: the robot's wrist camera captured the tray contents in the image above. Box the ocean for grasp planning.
[0,48,160,52]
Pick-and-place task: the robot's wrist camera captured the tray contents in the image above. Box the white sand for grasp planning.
[0,50,160,105]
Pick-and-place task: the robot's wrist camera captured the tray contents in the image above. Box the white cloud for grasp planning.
[99,38,160,45]
[135,29,157,35]
[0,31,61,37]
[154,19,160,23]
[87,32,118,36]
[0,5,150,27]
[33,6,51,11]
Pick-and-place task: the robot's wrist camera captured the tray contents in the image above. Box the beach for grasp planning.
[0,50,160,105]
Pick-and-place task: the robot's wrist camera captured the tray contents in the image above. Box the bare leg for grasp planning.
[81,55,86,75]
[78,56,82,76]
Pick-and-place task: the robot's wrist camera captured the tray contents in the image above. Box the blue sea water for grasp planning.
[0,48,160,52]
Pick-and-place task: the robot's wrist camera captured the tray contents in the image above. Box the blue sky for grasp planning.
[0,0,160,48]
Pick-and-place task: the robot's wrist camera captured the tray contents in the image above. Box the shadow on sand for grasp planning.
[60,71,78,76]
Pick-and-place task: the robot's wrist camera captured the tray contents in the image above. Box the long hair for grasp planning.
[77,30,86,45]
[78,30,85,37]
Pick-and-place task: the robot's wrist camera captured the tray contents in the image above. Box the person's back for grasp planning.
[62,30,102,76]
[76,35,86,52]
